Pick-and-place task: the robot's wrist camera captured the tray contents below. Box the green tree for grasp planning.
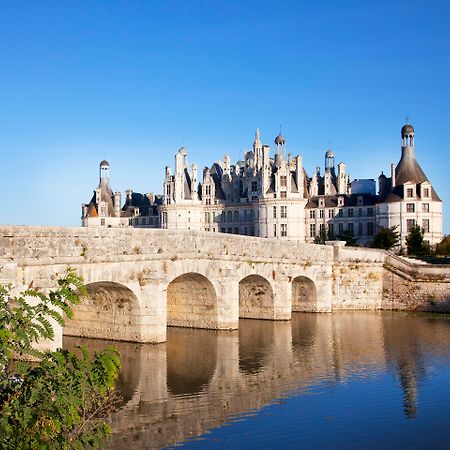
[406,225,429,256]
[314,227,335,244]
[372,225,400,250]
[338,229,357,246]
[0,269,120,449]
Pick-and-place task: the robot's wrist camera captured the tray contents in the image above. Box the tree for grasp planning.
[372,225,400,250]
[338,229,357,246]
[435,235,450,256]
[314,227,335,244]
[406,225,429,256]
[0,269,120,449]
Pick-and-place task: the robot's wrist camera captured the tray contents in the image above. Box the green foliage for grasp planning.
[435,235,450,256]
[314,227,335,244]
[338,229,357,246]
[406,225,430,256]
[0,269,120,449]
[372,225,400,250]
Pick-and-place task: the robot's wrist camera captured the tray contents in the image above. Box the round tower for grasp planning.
[325,149,335,171]
[99,160,110,181]
[401,123,414,148]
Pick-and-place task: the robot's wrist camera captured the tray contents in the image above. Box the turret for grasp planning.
[114,191,121,217]
[337,162,347,195]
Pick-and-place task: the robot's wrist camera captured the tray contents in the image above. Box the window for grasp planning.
[281,206,287,218]
[406,203,415,213]
[250,210,254,220]
[319,209,324,219]
[328,209,335,218]
[250,226,255,236]
[234,227,239,234]
[281,224,287,237]
[227,211,232,222]
[422,219,429,232]
[422,203,429,213]
[220,227,225,233]
[338,209,343,218]
[358,208,363,217]
[273,224,277,237]
[234,210,239,222]
[358,222,363,236]
[310,223,316,237]
[423,188,429,197]
[328,223,334,236]
[348,222,354,233]
[367,222,374,235]
[244,227,248,235]
[348,208,354,217]
[227,227,232,233]
[319,223,325,233]
[251,181,258,192]
[407,188,414,197]
[273,206,277,218]
[205,212,210,223]
[338,223,344,234]
[310,210,316,219]
[407,219,415,231]
[367,207,374,217]
[280,176,287,187]
[280,191,287,198]
[206,198,211,205]
[101,218,105,226]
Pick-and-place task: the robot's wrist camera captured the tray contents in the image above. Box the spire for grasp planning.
[253,128,262,148]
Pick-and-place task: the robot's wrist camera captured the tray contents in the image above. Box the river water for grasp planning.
[64,311,450,449]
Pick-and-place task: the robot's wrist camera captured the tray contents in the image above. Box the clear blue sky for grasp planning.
[1,0,449,232]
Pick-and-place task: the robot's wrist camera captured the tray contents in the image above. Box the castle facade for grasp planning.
[81,123,443,248]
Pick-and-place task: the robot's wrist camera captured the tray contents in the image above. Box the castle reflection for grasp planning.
[63,311,450,450]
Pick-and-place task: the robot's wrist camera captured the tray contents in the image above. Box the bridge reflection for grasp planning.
[63,311,450,450]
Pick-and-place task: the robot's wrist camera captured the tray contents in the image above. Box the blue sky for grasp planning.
[1,0,449,232]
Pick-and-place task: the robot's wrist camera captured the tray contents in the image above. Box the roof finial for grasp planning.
[405,114,410,124]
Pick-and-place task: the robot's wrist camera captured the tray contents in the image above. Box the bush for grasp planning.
[0,269,120,449]
[435,235,450,256]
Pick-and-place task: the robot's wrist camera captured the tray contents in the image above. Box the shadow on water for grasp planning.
[64,312,450,450]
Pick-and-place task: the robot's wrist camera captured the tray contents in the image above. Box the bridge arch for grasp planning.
[239,274,275,320]
[65,281,142,342]
[166,272,218,329]
[291,276,318,312]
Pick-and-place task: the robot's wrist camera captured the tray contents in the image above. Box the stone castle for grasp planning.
[81,123,443,248]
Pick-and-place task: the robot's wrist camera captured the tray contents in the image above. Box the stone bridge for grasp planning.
[0,226,448,346]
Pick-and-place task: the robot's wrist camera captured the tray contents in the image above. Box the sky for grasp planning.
[0,0,449,232]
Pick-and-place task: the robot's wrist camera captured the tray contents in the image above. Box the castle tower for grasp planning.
[274,132,286,167]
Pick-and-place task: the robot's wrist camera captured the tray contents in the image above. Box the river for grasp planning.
[64,311,450,449]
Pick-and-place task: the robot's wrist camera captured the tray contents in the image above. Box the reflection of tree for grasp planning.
[381,314,426,418]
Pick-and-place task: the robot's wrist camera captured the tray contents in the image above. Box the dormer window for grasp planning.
[319,198,325,207]
[338,196,344,206]
[407,188,414,197]
[280,176,287,187]
[423,187,429,198]
[357,196,363,205]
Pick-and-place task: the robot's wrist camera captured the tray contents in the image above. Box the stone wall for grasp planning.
[331,245,384,310]
[382,254,450,312]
